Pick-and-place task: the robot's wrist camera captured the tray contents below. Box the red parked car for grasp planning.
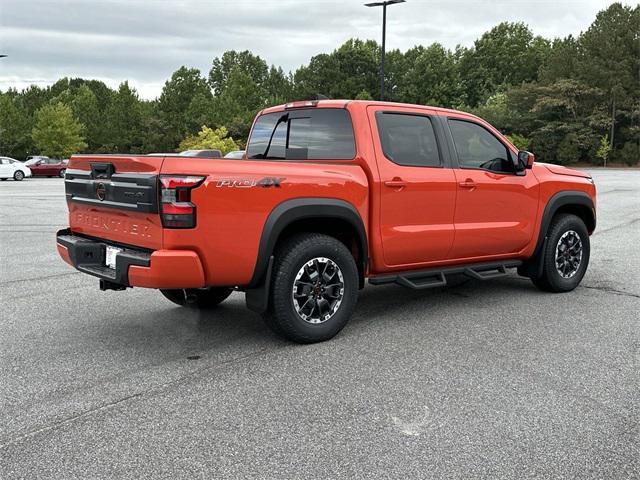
[25,157,68,178]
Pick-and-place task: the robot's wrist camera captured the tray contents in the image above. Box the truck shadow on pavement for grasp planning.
[112,274,540,350]
[73,274,552,360]
[349,274,537,325]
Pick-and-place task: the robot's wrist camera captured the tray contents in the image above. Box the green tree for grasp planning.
[576,3,639,152]
[212,66,266,141]
[71,85,102,150]
[458,22,550,106]
[614,141,639,166]
[207,51,291,140]
[103,82,144,153]
[139,103,173,154]
[178,126,238,154]
[355,89,373,100]
[503,79,607,163]
[184,92,214,133]
[556,132,582,165]
[539,36,580,83]
[82,79,114,112]
[506,133,530,150]
[264,66,294,104]
[0,93,31,158]
[48,78,73,99]
[209,50,269,95]
[596,134,612,166]
[294,39,379,100]
[157,67,212,145]
[471,93,514,132]
[14,85,49,121]
[31,102,87,157]
[397,43,461,107]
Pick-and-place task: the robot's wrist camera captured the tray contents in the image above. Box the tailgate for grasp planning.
[65,155,164,250]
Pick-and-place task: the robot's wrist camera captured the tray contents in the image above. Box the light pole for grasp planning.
[365,0,405,101]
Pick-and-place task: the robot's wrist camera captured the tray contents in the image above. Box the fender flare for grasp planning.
[248,198,368,288]
[521,190,595,278]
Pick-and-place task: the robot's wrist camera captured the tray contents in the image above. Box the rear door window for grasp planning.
[376,112,441,167]
[247,108,355,160]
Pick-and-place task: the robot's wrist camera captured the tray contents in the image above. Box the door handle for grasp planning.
[384,178,406,189]
[458,179,477,189]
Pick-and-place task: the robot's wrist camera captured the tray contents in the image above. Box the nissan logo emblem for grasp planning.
[95,182,107,201]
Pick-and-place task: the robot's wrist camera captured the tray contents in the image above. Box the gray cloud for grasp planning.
[0,0,629,99]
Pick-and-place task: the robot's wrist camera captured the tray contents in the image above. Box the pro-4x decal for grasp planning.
[216,177,285,188]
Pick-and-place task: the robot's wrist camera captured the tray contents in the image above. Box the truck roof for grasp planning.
[260,99,475,118]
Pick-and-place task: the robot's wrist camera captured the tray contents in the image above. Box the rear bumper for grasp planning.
[56,228,205,289]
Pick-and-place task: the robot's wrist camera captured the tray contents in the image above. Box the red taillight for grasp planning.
[159,175,204,229]
[160,176,205,189]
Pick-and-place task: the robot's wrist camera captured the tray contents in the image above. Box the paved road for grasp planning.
[1,171,638,479]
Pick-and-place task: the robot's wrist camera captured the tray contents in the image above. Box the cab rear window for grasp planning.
[247,108,356,160]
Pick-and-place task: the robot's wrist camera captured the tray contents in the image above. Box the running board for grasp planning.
[368,261,523,290]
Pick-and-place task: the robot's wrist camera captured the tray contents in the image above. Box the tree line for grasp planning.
[0,2,637,165]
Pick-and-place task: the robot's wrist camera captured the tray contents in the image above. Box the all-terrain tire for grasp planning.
[263,233,359,344]
[160,287,233,308]
[531,213,590,293]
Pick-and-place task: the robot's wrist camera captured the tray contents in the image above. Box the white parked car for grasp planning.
[223,150,245,159]
[0,156,32,181]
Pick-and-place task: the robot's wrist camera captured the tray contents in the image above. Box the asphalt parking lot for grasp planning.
[1,170,639,479]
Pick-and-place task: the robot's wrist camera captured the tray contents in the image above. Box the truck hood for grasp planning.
[539,163,592,179]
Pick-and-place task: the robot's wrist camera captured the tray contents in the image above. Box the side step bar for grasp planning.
[368,260,523,290]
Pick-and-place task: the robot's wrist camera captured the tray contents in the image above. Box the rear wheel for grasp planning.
[13,171,24,181]
[263,233,359,344]
[531,213,590,292]
[160,287,233,309]
[59,169,66,178]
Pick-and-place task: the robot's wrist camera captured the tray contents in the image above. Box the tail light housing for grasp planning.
[159,175,205,228]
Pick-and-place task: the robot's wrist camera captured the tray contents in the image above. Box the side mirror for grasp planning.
[517,151,535,170]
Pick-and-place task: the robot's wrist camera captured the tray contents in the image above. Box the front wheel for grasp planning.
[13,171,24,181]
[263,233,359,344]
[160,287,233,309]
[531,213,590,292]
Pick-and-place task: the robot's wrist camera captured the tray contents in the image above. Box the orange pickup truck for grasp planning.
[57,100,596,343]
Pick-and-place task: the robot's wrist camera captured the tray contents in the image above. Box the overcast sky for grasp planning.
[0,0,630,99]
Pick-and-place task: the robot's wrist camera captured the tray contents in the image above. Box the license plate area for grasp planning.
[105,245,122,269]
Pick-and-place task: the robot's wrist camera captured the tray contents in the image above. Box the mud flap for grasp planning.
[518,236,549,279]
[245,256,274,313]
